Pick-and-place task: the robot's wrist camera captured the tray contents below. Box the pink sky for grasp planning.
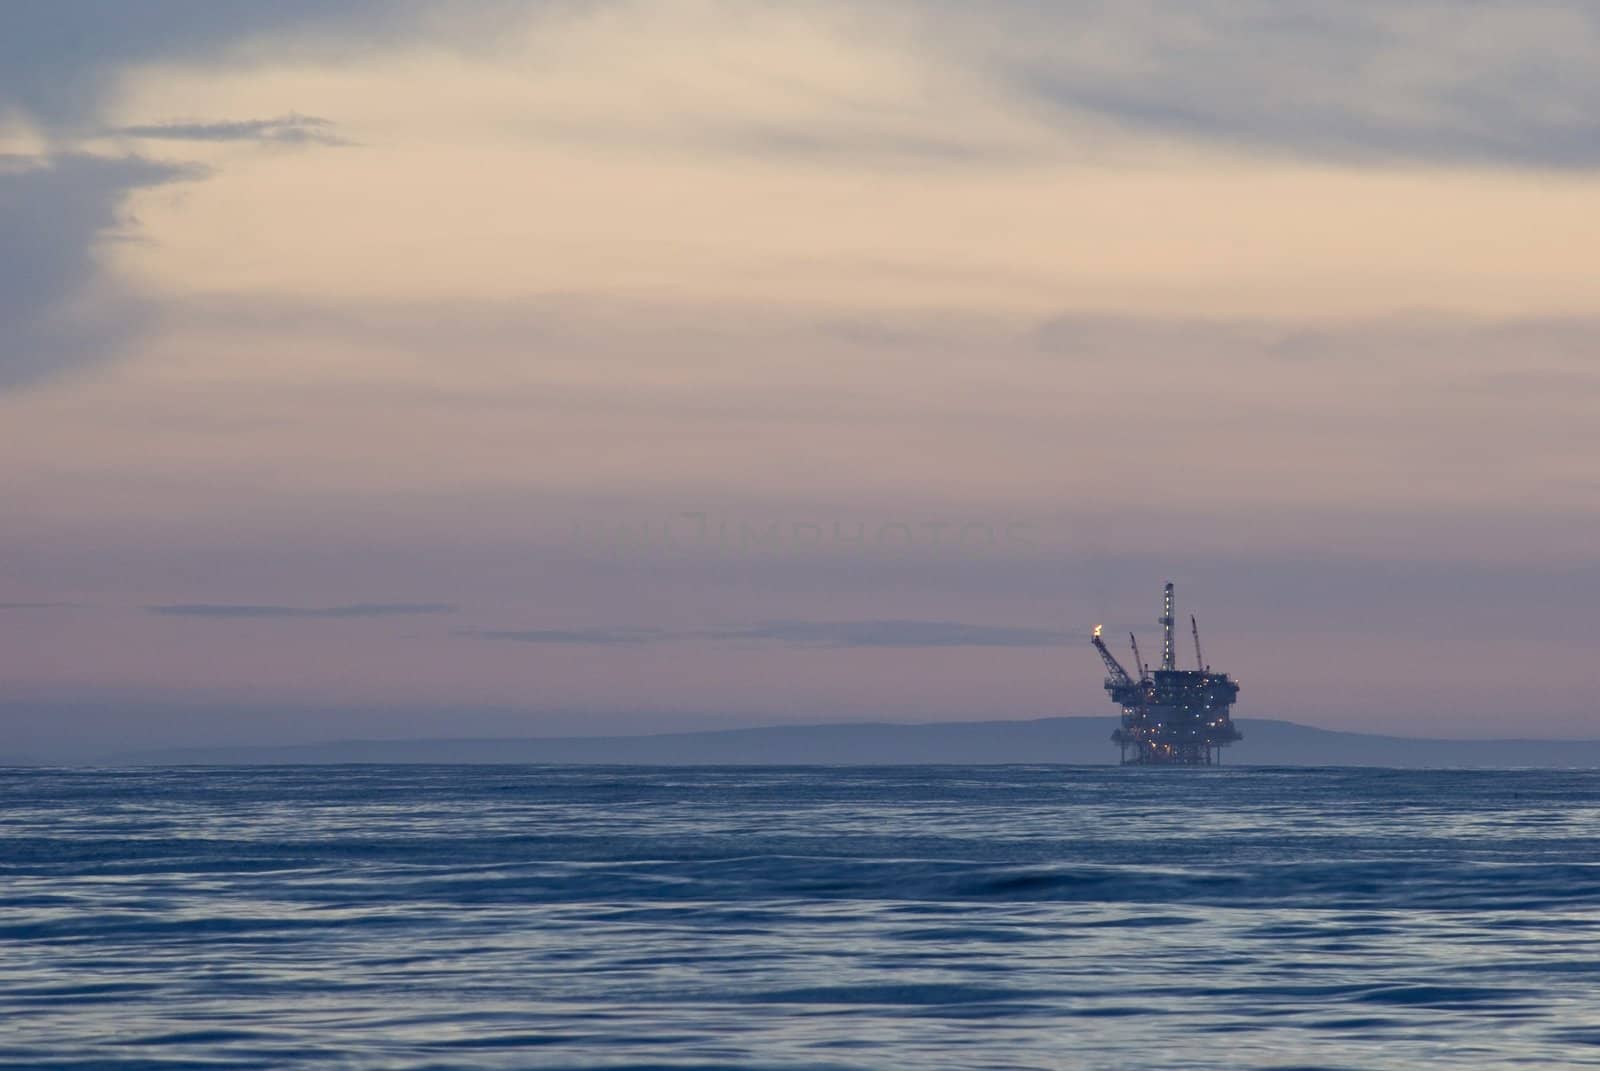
[4,3,1599,756]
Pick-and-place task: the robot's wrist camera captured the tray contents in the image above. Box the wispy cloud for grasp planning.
[110,114,351,146]
[1033,311,1600,368]
[932,1,1600,169]
[526,118,1041,170]
[148,603,458,619]
[8,3,1600,173]
[461,619,1069,649]
[0,3,458,126]
[1454,368,1600,398]
[716,619,1070,648]
[455,626,666,646]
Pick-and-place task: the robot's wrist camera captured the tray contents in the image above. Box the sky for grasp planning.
[3,1,1599,758]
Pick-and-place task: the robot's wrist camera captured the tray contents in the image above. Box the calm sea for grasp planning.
[4,766,1599,1069]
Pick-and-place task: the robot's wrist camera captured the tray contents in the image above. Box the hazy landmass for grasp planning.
[95,717,1600,768]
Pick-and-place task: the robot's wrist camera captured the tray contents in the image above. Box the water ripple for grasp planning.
[4,766,1600,1068]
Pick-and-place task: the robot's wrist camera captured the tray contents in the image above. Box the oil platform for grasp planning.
[1090,583,1242,765]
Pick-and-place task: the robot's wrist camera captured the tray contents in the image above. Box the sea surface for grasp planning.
[4,766,1600,1070]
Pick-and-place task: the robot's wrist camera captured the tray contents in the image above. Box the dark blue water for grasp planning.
[4,766,1600,1069]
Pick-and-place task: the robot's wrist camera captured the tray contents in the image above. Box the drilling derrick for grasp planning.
[1096,583,1242,766]
[1160,581,1176,671]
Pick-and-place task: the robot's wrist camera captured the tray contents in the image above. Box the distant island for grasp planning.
[102,716,1600,768]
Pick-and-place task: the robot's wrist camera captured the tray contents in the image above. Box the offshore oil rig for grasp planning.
[1090,583,1242,765]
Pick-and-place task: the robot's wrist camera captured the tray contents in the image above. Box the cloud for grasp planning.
[148,602,459,619]
[928,1,1600,169]
[7,3,1599,173]
[717,619,1070,648]
[1457,368,1600,398]
[527,117,1043,170]
[1033,311,1600,371]
[0,2,459,128]
[1033,313,1267,359]
[703,121,1030,167]
[462,619,1069,648]
[0,602,76,610]
[110,114,351,146]
[457,626,666,646]
[0,152,203,390]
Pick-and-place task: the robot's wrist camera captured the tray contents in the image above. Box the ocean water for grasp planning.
[4,766,1600,1070]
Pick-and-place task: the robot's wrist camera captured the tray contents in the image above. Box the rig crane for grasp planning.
[1090,625,1136,686]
